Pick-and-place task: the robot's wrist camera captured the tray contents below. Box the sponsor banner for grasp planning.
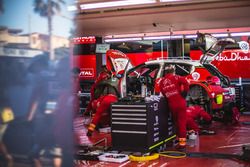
[80,68,94,78]
[73,55,96,80]
[72,36,96,44]
[190,49,250,79]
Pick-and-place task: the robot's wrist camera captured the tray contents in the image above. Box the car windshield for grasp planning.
[164,63,193,76]
[126,64,160,96]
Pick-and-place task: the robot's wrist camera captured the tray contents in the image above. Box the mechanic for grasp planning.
[160,64,189,150]
[186,105,214,135]
[85,65,112,115]
[87,94,118,136]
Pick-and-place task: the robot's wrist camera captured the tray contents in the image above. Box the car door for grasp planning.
[106,49,133,75]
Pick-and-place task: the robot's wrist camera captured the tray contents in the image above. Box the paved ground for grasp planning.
[4,113,250,166]
[74,114,250,167]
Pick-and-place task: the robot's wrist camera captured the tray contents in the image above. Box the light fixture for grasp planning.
[143,35,183,40]
[230,32,250,37]
[80,0,156,10]
[105,37,142,42]
[211,33,229,38]
[160,0,190,2]
[185,35,197,39]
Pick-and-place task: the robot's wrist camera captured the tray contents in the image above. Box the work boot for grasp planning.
[175,138,186,151]
[87,123,96,137]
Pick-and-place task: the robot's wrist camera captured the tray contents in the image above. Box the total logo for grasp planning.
[80,68,94,77]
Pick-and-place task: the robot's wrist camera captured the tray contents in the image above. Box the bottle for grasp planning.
[141,84,147,97]
[188,132,198,147]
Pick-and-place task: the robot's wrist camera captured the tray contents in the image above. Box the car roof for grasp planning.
[144,58,203,67]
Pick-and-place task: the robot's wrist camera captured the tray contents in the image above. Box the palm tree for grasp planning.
[33,0,65,60]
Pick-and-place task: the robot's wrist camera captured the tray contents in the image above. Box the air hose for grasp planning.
[129,151,187,161]
[129,153,159,161]
[159,151,186,159]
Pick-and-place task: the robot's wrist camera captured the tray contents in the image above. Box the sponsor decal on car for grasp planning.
[191,72,200,80]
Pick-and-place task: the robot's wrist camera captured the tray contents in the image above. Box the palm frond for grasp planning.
[33,0,65,17]
[33,0,47,16]
[51,1,61,13]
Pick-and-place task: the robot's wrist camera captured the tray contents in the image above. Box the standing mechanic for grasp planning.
[160,64,189,149]
[87,94,118,136]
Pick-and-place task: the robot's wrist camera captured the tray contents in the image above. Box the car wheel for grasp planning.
[188,85,212,114]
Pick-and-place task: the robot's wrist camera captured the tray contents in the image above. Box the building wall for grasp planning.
[0,28,69,51]
[29,33,70,51]
[0,29,29,44]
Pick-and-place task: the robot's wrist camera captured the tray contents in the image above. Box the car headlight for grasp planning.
[215,94,223,105]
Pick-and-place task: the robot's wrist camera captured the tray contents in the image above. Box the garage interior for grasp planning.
[72,0,250,166]
[1,0,250,166]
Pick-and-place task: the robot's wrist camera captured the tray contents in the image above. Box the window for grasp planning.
[73,44,96,55]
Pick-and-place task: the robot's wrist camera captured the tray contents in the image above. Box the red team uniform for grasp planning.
[160,67,189,148]
[87,94,118,136]
[186,105,212,133]
[85,69,111,114]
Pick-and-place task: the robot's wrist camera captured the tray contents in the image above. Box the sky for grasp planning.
[0,0,74,38]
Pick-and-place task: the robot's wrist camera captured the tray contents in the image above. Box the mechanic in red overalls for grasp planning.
[160,64,189,149]
[87,94,118,136]
[186,105,212,134]
[85,66,112,115]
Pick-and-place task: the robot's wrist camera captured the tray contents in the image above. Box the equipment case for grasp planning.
[111,97,175,153]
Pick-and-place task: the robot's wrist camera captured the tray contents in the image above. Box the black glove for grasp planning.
[87,130,93,137]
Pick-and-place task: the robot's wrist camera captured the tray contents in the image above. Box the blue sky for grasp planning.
[0,0,74,38]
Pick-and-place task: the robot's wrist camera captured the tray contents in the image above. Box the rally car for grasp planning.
[94,33,239,123]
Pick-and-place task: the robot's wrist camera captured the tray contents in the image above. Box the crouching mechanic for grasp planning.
[85,66,111,115]
[87,94,118,136]
[160,64,189,150]
[186,105,215,135]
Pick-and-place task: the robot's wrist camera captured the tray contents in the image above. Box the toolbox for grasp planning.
[111,96,175,153]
